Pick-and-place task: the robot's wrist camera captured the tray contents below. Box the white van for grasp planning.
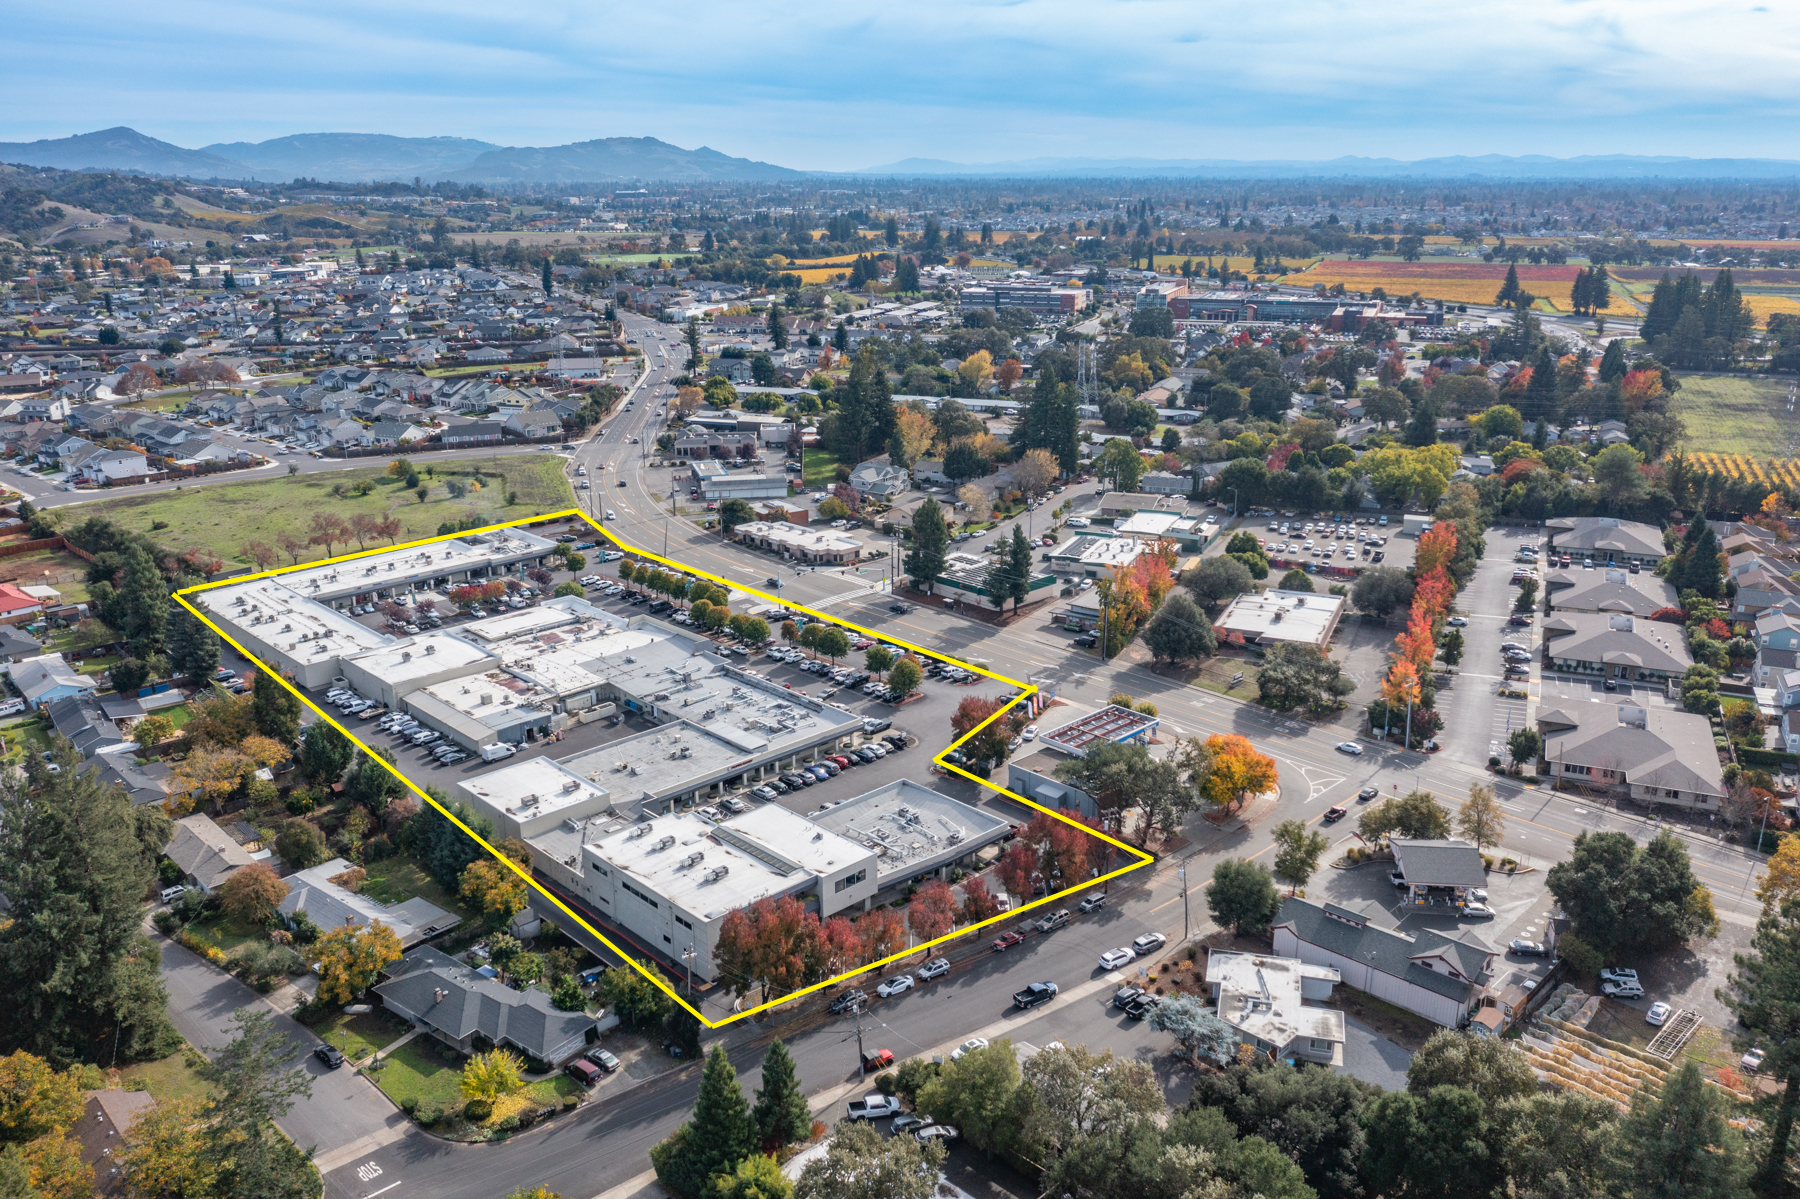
[481,743,518,763]
[0,698,25,718]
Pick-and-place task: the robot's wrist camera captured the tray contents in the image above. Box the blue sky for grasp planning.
[6,0,1799,168]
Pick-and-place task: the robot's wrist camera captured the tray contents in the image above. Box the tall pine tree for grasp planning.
[655,1045,756,1197]
[167,605,221,683]
[1597,338,1628,383]
[1496,263,1522,306]
[116,545,168,657]
[1612,1060,1749,1199]
[251,668,303,743]
[751,1038,810,1151]
[1719,897,1800,1195]
[906,498,950,593]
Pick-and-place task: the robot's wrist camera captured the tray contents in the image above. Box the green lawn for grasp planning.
[73,455,575,565]
[311,1008,411,1062]
[0,719,50,764]
[1180,655,1262,698]
[802,448,840,486]
[1667,375,1798,458]
[46,619,114,656]
[159,703,194,730]
[372,1037,465,1112]
[74,654,119,676]
[116,1050,214,1105]
[360,855,480,928]
[525,1073,581,1105]
[180,908,267,954]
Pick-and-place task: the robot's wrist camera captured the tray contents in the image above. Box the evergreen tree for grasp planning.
[540,257,552,294]
[1532,417,1548,450]
[832,321,848,353]
[405,795,494,889]
[116,545,167,656]
[1678,521,1723,598]
[905,498,950,593]
[894,257,920,293]
[1571,267,1593,315]
[883,215,899,247]
[166,606,220,683]
[767,304,788,350]
[0,756,181,1066]
[1522,344,1558,423]
[1611,1060,1748,1199]
[1017,374,1081,475]
[298,721,355,785]
[1702,268,1754,344]
[251,668,303,743]
[1590,263,1612,312]
[986,526,1034,613]
[1718,897,1800,1195]
[1598,338,1628,382]
[670,1046,756,1196]
[1641,272,1679,342]
[751,1039,811,1150]
[1496,263,1522,306]
[685,318,702,366]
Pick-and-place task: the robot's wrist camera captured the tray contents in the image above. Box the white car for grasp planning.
[1599,967,1639,986]
[1066,517,1090,528]
[605,510,617,520]
[1335,742,1363,756]
[950,1037,989,1061]
[876,975,915,998]
[1446,616,1467,627]
[1022,724,1039,740]
[1098,948,1135,971]
[1646,1002,1672,1025]
[917,957,950,981]
[1741,1047,1766,1072]
[1131,932,1167,954]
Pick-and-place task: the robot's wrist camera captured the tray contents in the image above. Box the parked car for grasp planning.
[314,1044,345,1069]
[1131,932,1167,954]
[992,930,1026,952]
[1079,892,1107,913]
[845,1094,902,1120]
[585,1048,621,1073]
[1098,948,1135,971]
[914,1124,960,1144]
[876,975,915,998]
[1013,982,1058,1010]
[1509,939,1548,956]
[565,1059,601,1088]
[828,989,867,1014]
[1646,1002,1672,1025]
[950,1037,989,1061]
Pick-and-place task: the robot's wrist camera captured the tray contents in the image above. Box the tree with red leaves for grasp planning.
[908,880,958,946]
[997,842,1037,901]
[713,895,823,1005]
[854,907,906,965]
[960,875,1002,925]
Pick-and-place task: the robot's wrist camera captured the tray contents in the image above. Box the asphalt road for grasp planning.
[300,304,1773,1198]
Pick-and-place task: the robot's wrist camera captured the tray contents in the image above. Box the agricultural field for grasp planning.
[74,454,574,565]
[1666,375,1800,458]
[1147,254,1321,275]
[1278,259,1582,308]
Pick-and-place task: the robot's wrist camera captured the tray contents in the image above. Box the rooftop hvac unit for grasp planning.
[614,761,628,772]
[655,835,676,850]
[708,865,730,881]
[685,852,705,867]
[631,822,653,837]
[679,746,691,758]
[562,779,580,793]
[402,651,412,662]
[282,623,292,632]
[480,694,492,706]
[425,644,436,655]
[519,793,540,808]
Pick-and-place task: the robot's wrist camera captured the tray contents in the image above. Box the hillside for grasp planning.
[0,127,246,177]
[442,137,802,183]
[199,133,501,182]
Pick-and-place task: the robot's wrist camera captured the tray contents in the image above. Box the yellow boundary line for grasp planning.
[173,509,1154,1029]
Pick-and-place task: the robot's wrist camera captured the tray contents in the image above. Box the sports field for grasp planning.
[1666,375,1800,457]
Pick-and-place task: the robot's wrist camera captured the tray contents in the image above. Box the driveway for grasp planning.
[155,934,413,1168]
[1439,524,1539,769]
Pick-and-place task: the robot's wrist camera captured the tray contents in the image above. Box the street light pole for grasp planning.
[1178,865,1189,942]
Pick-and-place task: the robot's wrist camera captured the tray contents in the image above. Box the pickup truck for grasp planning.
[845,1094,902,1120]
[1013,981,1059,1009]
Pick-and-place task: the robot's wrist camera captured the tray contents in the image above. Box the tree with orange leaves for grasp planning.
[907,880,958,946]
[715,894,824,1004]
[854,907,906,965]
[1395,612,1437,678]
[1414,523,1458,576]
[1412,568,1455,625]
[1379,660,1423,740]
[1200,734,1278,810]
[818,915,862,980]
[960,874,1002,924]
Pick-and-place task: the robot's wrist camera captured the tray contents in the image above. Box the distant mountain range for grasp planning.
[0,127,800,183]
[858,153,1800,180]
[4,127,1800,183]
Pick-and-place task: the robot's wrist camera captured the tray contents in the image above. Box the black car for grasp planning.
[855,747,880,763]
[1113,984,1146,1009]
[829,989,868,1014]
[1073,633,1098,649]
[889,603,912,614]
[314,1044,345,1069]
[1122,994,1162,1021]
[782,772,814,788]
[1013,981,1058,1009]
[883,733,909,751]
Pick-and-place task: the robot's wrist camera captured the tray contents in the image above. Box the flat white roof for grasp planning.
[277,528,556,601]
[1206,950,1344,1048]
[346,632,497,684]
[461,596,612,643]
[716,803,872,879]
[588,812,804,918]
[458,756,614,833]
[808,779,1010,882]
[417,671,548,726]
[199,578,391,657]
[1213,589,1344,645]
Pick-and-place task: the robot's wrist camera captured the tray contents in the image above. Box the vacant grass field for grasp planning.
[180,908,267,954]
[801,448,840,487]
[0,547,93,604]
[1666,375,1798,457]
[76,455,575,566]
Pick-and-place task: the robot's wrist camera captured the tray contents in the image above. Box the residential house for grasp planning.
[0,624,42,662]
[437,417,504,446]
[707,358,755,385]
[46,694,127,756]
[7,653,98,704]
[503,410,562,440]
[279,856,460,947]
[1756,610,1800,690]
[69,446,151,483]
[375,944,600,1066]
[18,396,70,423]
[67,402,125,436]
[1544,515,1664,567]
[1139,470,1194,495]
[76,1089,156,1197]
[1272,896,1498,1029]
[1537,701,1726,811]
[0,583,43,622]
[847,462,910,499]
[96,755,172,806]
[164,814,256,893]
[1728,556,1800,621]
[1540,611,1693,682]
[366,420,429,447]
[1204,950,1345,1067]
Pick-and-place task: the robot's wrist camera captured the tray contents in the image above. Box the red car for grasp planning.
[992,930,1025,952]
[861,1048,894,1073]
[1323,805,1348,823]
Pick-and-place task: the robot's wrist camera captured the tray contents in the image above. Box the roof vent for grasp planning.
[402,651,412,662]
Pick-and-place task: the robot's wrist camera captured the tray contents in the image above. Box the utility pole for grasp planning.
[683,943,696,996]
[1178,864,1190,942]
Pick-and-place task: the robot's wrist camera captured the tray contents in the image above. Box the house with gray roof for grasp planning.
[503,410,562,440]
[1540,611,1693,682]
[1544,516,1664,567]
[279,857,460,948]
[1543,567,1677,616]
[1272,896,1497,1029]
[375,945,600,1067]
[1536,702,1726,811]
[46,695,126,756]
[164,814,256,892]
[8,653,98,705]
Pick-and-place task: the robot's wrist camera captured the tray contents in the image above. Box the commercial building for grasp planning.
[1213,589,1346,649]
[929,552,1059,611]
[732,521,864,564]
[1204,950,1345,1067]
[1537,702,1726,811]
[1544,516,1665,568]
[957,282,1086,318]
[807,779,1012,894]
[266,529,560,609]
[1043,534,1149,579]
[193,578,394,689]
[1543,567,1677,616]
[1273,897,1497,1029]
[697,470,790,503]
[1390,839,1487,910]
[1540,611,1692,681]
[1039,704,1160,757]
[341,634,501,709]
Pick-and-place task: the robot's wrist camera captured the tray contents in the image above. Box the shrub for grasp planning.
[402,1097,419,1115]
[152,909,181,935]
[463,1098,493,1122]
